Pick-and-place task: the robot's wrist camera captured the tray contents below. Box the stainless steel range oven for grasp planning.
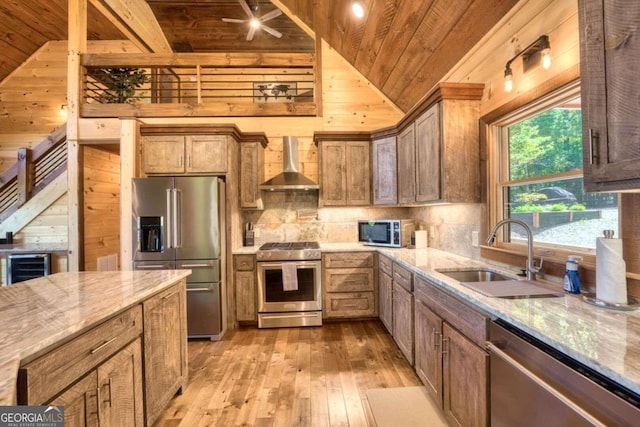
[256,242,322,328]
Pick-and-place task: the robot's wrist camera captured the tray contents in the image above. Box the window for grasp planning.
[490,83,618,254]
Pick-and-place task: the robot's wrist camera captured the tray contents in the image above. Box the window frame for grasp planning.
[484,79,614,267]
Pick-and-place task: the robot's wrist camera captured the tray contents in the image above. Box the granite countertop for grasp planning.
[0,270,191,405]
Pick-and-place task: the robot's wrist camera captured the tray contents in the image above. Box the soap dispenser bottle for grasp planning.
[563,255,582,294]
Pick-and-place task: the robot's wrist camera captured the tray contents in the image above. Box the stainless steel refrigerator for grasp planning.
[132,176,225,340]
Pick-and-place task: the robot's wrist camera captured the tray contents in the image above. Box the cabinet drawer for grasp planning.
[393,262,413,292]
[19,305,143,404]
[325,268,374,292]
[234,254,255,271]
[324,252,374,269]
[414,275,488,347]
[324,292,376,318]
[379,254,393,276]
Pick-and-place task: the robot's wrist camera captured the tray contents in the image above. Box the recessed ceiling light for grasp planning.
[352,1,365,19]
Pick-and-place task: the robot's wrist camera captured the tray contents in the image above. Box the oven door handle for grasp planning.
[487,342,605,426]
[259,313,321,319]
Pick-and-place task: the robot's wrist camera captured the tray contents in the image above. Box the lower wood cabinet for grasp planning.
[19,306,145,426]
[378,254,393,333]
[392,262,414,365]
[143,281,188,427]
[234,254,257,323]
[414,275,489,427]
[16,279,188,427]
[323,252,377,319]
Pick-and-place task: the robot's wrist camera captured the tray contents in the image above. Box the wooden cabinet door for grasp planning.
[414,299,443,407]
[97,339,144,427]
[141,135,185,174]
[579,0,640,190]
[239,142,264,209]
[143,282,187,426]
[378,270,393,333]
[235,270,256,322]
[320,141,347,206]
[345,141,370,205]
[372,136,397,205]
[397,124,416,204]
[50,372,98,427]
[186,135,227,173]
[443,323,489,427]
[415,104,441,202]
[392,282,414,365]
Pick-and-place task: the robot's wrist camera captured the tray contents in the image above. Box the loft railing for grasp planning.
[0,125,68,222]
[80,52,318,118]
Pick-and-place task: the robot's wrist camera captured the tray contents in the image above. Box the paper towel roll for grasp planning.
[596,237,627,304]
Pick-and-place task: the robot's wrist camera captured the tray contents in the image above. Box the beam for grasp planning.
[89,0,172,53]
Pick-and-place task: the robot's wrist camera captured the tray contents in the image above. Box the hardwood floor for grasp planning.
[154,320,421,426]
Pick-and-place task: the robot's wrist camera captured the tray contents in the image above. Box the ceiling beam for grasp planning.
[89,0,172,53]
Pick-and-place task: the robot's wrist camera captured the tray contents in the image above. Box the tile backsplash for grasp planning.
[241,192,483,259]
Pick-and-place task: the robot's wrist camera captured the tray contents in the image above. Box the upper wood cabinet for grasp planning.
[315,133,371,207]
[394,83,483,205]
[397,125,417,204]
[579,0,640,191]
[372,136,397,205]
[141,135,227,175]
[239,141,265,209]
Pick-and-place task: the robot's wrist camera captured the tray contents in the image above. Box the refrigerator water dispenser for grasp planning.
[138,216,163,252]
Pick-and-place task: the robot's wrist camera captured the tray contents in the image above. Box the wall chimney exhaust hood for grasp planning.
[260,136,319,191]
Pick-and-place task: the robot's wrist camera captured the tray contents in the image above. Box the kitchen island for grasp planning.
[0,270,190,425]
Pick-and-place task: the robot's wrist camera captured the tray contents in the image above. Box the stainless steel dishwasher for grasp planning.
[487,320,640,426]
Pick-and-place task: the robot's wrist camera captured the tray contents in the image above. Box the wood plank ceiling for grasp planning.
[280,0,520,111]
[147,0,314,53]
[0,0,125,83]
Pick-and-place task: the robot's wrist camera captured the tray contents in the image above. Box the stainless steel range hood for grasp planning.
[260,136,319,191]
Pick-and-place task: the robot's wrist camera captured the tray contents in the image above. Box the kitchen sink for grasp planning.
[436,269,563,299]
[436,268,513,282]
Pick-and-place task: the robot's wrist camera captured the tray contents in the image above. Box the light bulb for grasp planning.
[504,67,513,93]
[59,104,67,118]
[542,48,551,69]
[352,1,365,18]
[250,18,261,28]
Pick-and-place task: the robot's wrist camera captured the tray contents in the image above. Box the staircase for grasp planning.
[0,125,68,233]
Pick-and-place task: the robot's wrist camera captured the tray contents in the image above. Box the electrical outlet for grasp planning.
[471,230,479,247]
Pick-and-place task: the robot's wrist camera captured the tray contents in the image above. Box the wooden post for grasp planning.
[16,148,33,207]
[67,0,88,271]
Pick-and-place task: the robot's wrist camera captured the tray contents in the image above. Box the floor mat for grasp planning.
[366,386,449,427]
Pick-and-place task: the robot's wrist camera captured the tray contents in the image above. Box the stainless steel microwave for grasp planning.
[357,219,415,248]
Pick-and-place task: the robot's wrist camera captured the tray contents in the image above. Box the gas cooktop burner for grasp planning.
[257,241,321,261]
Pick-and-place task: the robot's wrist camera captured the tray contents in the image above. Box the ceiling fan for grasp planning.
[222,0,283,41]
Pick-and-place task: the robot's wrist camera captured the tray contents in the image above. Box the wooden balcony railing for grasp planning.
[0,125,67,222]
[80,53,319,118]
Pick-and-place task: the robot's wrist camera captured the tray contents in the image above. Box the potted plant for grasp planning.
[97,67,149,103]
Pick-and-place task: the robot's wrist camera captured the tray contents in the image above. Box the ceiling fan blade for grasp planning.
[261,25,282,39]
[238,0,254,19]
[222,18,247,23]
[259,9,282,23]
[246,26,256,41]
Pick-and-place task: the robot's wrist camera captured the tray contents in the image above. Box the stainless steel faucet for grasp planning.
[486,218,543,281]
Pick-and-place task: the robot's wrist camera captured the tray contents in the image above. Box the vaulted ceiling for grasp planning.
[0,0,519,112]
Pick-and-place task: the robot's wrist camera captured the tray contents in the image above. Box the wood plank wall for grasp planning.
[0,40,139,173]
[83,145,121,271]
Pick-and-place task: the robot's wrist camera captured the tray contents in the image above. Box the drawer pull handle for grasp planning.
[90,337,118,354]
[441,337,449,356]
[180,263,211,268]
[163,290,178,300]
